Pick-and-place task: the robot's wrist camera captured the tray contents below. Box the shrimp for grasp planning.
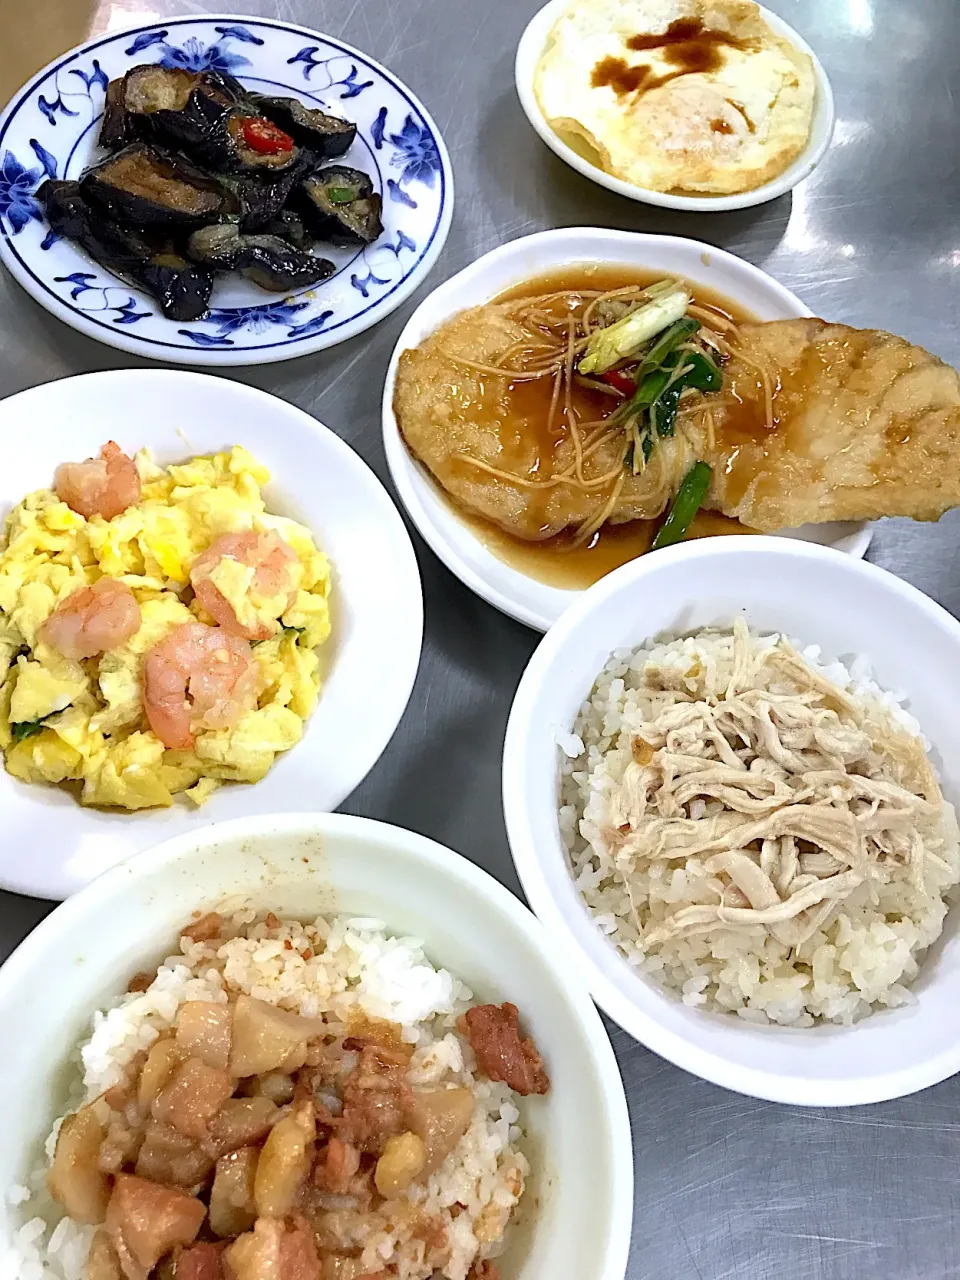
[189,530,299,641]
[53,441,141,521]
[142,621,258,750]
[39,577,141,660]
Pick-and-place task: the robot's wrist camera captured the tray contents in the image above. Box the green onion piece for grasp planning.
[622,347,722,432]
[325,186,357,204]
[623,368,671,414]
[11,719,46,743]
[653,383,683,437]
[680,351,722,391]
[634,317,701,386]
[616,345,689,419]
[579,288,691,375]
[652,462,712,550]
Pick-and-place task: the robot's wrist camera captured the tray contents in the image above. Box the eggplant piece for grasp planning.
[200,69,250,106]
[106,65,300,178]
[40,180,213,321]
[213,157,313,232]
[124,65,209,114]
[154,99,305,178]
[248,94,356,159]
[186,223,334,292]
[258,209,311,250]
[99,65,242,151]
[225,175,291,231]
[142,147,310,233]
[81,144,235,229]
[213,110,303,177]
[99,78,133,150]
[122,68,236,160]
[40,180,90,239]
[294,166,383,245]
[97,66,197,152]
[148,90,301,178]
[137,250,215,322]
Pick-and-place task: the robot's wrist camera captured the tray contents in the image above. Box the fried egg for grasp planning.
[534,0,816,195]
[0,446,332,810]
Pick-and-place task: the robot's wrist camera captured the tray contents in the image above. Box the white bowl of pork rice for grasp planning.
[0,813,632,1280]
[503,537,960,1106]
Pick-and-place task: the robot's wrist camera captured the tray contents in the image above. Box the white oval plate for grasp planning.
[0,15,453,365]
[515,0,835,212]
[382,226,871,633]
[0,370,423,899]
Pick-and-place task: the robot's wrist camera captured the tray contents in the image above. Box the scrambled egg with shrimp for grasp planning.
[0,445,332,809]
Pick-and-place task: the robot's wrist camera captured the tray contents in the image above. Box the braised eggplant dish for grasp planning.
[39,64,385,321]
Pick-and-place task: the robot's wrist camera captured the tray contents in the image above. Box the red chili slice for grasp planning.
[601,369,637,396]
[240,117,294,155]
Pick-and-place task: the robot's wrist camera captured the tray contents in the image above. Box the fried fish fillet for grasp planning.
[395,310,960,538]
[696,318,960,530]
[394,303,689,539]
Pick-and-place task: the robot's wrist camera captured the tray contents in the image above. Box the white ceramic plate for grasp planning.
[382,226,871,633]
[0,813,634,1280]
[503,538,960,1107]
[515,0,835,211]
[0,371,423,899]
[0,14,452,364]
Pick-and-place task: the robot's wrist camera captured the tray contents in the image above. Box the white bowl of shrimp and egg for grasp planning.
[503,538,960,1106]
[0,370,422,899]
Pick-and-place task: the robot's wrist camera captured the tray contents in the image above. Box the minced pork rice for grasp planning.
[5,907,530,1280]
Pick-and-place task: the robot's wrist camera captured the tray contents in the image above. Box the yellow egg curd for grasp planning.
[0,446,332,809]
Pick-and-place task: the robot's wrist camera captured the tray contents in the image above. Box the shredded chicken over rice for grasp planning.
[564,621,960,1025]
[607,620,949,956]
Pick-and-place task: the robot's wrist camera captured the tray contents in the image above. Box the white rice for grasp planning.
[10,910,530,1280]
[559,625,960,1027]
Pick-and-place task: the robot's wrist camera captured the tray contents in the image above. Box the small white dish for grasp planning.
[515,0,835,212]
[0,14,453,365]
[0,811,634,1280]
[0,370,423,900]
[382,226,871,633]
[503,538,960,1106]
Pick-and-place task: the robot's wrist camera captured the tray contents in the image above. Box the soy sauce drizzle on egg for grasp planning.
[590,17,755,97]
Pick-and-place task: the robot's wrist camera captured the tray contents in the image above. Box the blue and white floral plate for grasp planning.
[0,15,453,365]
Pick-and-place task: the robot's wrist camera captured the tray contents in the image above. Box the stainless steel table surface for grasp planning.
[1,0,959,1276]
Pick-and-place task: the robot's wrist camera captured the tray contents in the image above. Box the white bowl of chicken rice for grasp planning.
[0,813,631,1280]
[503,537,960,1106]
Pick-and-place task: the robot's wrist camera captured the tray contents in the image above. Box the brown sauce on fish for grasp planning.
[492,264,748,477]
[458,506,753,590]
[447,265,760,589]
[495,265,751,319]
[593,19,753,97]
